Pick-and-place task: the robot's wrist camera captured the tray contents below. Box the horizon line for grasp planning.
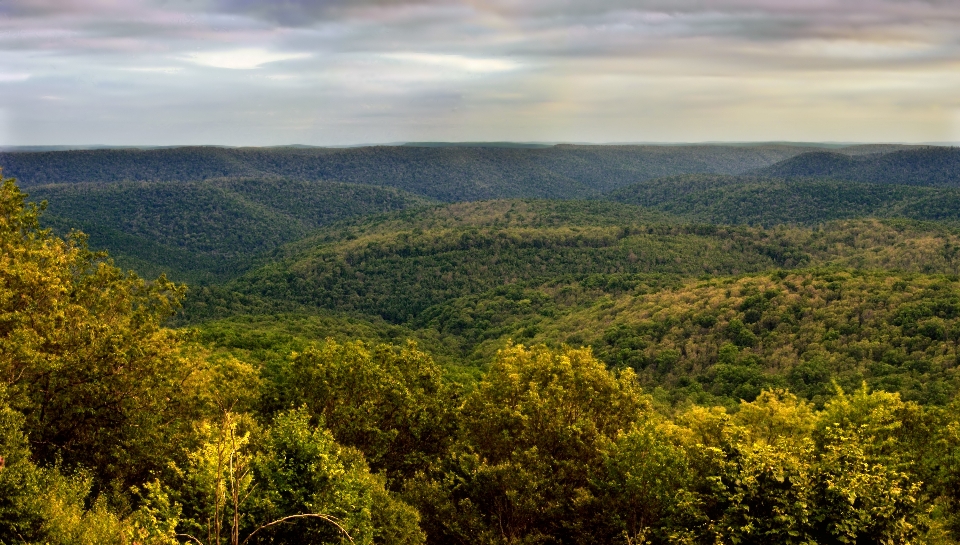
[2,141,958,152]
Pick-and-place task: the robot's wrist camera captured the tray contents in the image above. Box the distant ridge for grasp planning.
[607,174,960,225]
[758,146,960,187]
[0,145,194,152]
[401,142,554,148]
[29,177,431,283]
[0,144,824,200]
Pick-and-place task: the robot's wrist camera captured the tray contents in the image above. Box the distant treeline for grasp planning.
[759,146,960,187]
[0,143,832,200]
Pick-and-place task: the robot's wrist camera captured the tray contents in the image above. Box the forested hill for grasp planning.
[28,178,431,283]
[607,174,960,225]
[185,199,960,326]
[184,198,960,406]
[3,143,822,201]
[9,159,960,544]
[758,146,960,186]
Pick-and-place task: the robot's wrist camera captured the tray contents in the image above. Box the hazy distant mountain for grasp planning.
[607,174,960,225]
[758,146,960,186]
[2,144,823,201]
[29,178,431,283]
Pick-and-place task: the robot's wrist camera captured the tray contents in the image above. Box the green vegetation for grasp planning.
[29,178,430,283]
[7,140,960,545]
[184,200,960,324]
[0,178,424,545]
[1,143,822,199]
[759,147,960,187]
[608,174,960,225]
[13,145,958,289]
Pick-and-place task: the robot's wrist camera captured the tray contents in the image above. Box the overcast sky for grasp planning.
[2,0,960,146]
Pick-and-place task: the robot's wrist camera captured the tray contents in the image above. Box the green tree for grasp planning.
[170,408,424,545]
[0,175,201,488]
[290,340,458,483]
[600,417,695,545]
[415,344,648,545]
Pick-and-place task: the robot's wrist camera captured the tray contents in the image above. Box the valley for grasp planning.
[4,143,960,544]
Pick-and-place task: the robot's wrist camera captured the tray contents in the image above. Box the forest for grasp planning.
[4,144,960,544]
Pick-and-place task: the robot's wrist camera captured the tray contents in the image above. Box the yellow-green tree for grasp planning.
[0,175,199,487]
[412,344,649,545]
[290,340,459,483]
[169,408,424,545]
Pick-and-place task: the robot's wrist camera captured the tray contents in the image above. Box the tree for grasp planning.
[0,174,201,488]
[414,344,649,545]
[290,340,458,483]
[170,408,424,545]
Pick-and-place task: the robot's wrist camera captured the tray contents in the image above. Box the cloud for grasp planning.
[2,0,960,144]
[381,53,520,73]
[183,48,311,69]
[788,39,940,61]
[124,66,182,74]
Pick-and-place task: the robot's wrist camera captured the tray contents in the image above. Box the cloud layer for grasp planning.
[1,0,959,145]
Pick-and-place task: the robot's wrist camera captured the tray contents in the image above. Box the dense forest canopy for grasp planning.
[8,145,956,286]
[758,147,960,187]
[4,143,960,544]
[27,178,431,283]
[607,175,960,225]
[0,143,885,198]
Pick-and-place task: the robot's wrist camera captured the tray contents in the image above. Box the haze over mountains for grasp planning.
[0,143,927,200]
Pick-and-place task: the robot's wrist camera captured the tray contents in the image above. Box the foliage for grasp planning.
[31,178,430,283]
[0,176,206,488]
[759,147,960,187]
[1,144,820,200]
[168,408,424,545]
[607,174,960,226]
[411,344,648,545]
[289,340,459,483]
[7,157,960,545]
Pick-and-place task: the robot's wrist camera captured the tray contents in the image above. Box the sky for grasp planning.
[1,0,960,146]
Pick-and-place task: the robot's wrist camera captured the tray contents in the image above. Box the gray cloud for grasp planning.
[1,0,959,144]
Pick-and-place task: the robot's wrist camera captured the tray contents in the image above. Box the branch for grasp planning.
[240,513,353,545]
[175,533,206,545]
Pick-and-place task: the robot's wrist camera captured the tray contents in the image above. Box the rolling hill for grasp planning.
[178,197,960,407]
[2,143,828,201]
[757,146,960,186]
[29,178,431,283]
[606,174,960,225]
[183,199,960,326]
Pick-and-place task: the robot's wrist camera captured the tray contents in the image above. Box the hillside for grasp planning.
[418,268,960,405]
[7,170,960,545]
[758,146,960,186]
[184,199,960,327]
[1,143,823,201]
[179,197,960,408]
[181,200,796,321]
[607,174,960,225]
[29,178,431,283]
[179,198,960,408]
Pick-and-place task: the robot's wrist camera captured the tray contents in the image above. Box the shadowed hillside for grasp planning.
[2,144,824,201]
[758,146,960,186]
[28,178,431,283]
[607,174,960,225]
